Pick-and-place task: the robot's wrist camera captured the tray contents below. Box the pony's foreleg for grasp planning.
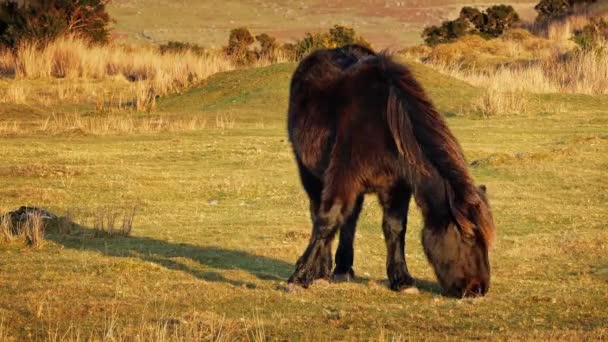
[332,194,364,282]
[288,191,358,288]
[379,183,415,291]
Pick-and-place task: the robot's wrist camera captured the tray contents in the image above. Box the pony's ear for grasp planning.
[445,183,475,238]
[479,184,487,194]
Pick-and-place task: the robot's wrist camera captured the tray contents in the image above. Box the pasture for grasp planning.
[1,60,607,339]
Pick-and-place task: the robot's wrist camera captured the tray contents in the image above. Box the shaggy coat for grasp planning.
[287,45,495,297]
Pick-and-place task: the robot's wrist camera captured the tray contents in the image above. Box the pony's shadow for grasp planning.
[42,217,443,294]
[45,221,293,289]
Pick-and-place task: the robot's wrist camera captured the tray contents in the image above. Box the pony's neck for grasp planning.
[414,169,452,228]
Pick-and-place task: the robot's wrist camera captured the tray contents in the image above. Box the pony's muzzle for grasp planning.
[463,278,487,297]
[445,278,488,298]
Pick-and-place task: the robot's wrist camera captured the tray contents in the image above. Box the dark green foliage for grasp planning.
[159,41,205,55]
[534,0,598,25]
[0,0,112,48]
[572,17,608,50]
[422,5,520,46]
[484,5,521,37]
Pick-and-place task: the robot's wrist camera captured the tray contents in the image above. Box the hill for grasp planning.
[108,0,538,48]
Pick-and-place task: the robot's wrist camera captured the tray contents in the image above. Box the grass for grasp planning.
[405,33,608,95]
[0,61,607,340]
[0,36,234,111]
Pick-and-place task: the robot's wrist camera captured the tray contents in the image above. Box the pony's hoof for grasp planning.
[313,278,331,286]
[332,268,355,282]
[332,271,355,283]
[402,286,420,294]
[389,275,416,291]
[285,282,305,293]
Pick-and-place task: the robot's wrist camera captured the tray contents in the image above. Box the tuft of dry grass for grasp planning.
[0,113,208,136]
[403,30,564,70]
[1,83,28,104]
[92,206,137,238]
[413,40,608,95]
[1,210,46,248]
[469,88,528,118]
[0,35,234,110]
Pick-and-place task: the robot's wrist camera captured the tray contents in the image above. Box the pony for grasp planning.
[286,45,496,297]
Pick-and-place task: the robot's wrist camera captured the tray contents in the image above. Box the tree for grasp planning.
[224,27,257,65]
[0,0,112,48]
[534,0,598,25]
[255,33,277,57]
[484,5,520,37]
[422,5,520,46]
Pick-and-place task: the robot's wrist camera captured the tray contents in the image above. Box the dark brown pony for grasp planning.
[287,45,496,297]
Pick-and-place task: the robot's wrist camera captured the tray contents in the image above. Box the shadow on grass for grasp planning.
[11,207,444,294]
[45,222,293,289]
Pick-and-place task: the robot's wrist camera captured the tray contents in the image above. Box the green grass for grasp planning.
[0,61,607,340]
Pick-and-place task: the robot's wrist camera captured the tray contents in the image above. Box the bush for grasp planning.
[159,41,205,55]
[224,27,258,66]
[534,0,598,25]
[293,25,371,59]
[423,5,520,46]
[0,0,112,48]
[223,25,371,65]
[255,33,277,57]
[572,17,608,50]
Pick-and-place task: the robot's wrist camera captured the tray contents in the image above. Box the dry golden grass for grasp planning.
[91,206,137,238]
[0,35,234,110]
[0,113,209,136]
[545,9,608,44]
[1,211,46,248]
[402,30,564,69]
[409,38,608,95]
[469,88,528,118]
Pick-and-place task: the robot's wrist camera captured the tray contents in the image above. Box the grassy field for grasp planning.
[0,59,607,339]
[108,0,539,48]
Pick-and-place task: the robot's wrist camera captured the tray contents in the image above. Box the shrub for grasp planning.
[423,5,520,46]
[159,41,205,55]
[223,25,370,64]
[0,0,112,48]
[255,33,277,57]
[572,17,608,50]
[224,27,258,66]
[293,25,371,59]
[534,0,598,25]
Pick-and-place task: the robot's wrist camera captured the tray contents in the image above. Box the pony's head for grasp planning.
[422,185,495,297]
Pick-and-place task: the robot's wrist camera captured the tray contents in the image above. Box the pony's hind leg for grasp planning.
[296,158,322,223]
[332,194,364,282]
[379,182,415,291]
[288,181,360,289]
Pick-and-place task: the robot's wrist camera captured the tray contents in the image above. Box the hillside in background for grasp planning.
[108,0,538,48]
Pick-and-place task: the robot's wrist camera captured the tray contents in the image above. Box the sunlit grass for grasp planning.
[0,62,606,340]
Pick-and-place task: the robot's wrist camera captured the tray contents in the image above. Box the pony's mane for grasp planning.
[371,52,495,245]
